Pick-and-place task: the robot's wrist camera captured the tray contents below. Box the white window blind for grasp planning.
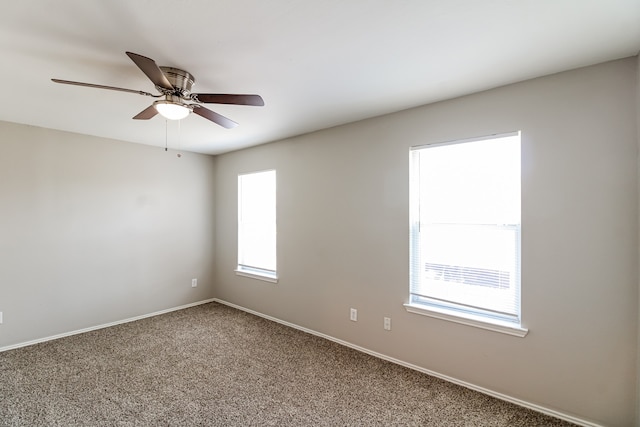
[237,170,277,280]
[409,132,521,326]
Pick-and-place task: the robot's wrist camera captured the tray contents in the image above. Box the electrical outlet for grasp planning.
[384,317,391,331]
[191,278,198,288]
[0,311,3,324]
[350,308,358,322]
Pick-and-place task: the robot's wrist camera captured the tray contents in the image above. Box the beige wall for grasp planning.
[0,122,216,347]
[214,58,639,426]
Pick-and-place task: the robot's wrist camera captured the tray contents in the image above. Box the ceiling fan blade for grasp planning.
[193,94,264,106]
[132,105,158,120]
[51,79,158,97]
[192,106,238,129]
[125,52,173,91]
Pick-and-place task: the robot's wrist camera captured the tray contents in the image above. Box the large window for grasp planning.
[236,170,277,282]
[407,132,526,336]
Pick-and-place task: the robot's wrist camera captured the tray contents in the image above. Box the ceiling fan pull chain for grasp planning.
[165,119,168,152]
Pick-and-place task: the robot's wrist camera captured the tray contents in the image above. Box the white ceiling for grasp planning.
[0,1,638,155]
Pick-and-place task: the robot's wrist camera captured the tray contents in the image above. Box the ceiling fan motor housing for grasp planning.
[159,66,195,96]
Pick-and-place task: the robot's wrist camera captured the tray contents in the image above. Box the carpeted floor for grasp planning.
[0,302,576,426]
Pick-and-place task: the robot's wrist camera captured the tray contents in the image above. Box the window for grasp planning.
[236,170,277,282]
[407,132,527,336]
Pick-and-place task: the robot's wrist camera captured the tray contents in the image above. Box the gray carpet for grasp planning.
[0,302,576,426]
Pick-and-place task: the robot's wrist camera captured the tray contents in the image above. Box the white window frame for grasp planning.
[235,169,278,283]
[405,132,528,337]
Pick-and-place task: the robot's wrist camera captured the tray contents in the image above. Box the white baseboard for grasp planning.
[212,298,603,427]
[0,298,216,353]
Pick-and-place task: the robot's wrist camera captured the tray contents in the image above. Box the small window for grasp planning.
[407,132,526,336]
[236,170,277,282]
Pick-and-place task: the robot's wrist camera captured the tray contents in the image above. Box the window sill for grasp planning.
[235,269,278,283]
[404,303,528,337]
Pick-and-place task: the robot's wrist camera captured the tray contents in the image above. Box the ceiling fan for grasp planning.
[52,51,264,129]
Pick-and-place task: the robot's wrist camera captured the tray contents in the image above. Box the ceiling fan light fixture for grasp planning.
[154,100,190,120]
